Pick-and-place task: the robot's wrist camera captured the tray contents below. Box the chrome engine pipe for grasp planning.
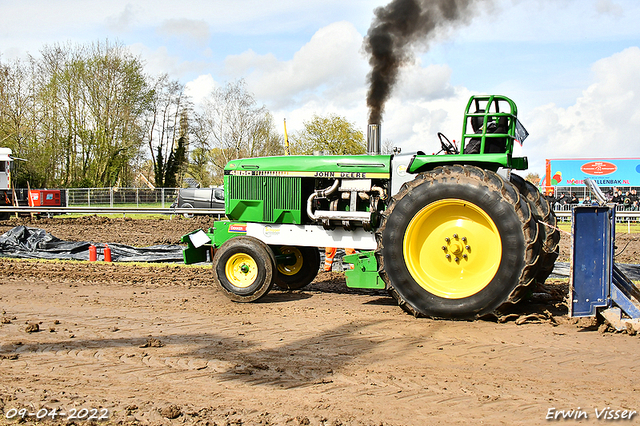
[307,179,372,223]
[307,180,340,220]
[367,124,381,155]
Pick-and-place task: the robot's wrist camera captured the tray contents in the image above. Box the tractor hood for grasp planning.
[224,155,391,179]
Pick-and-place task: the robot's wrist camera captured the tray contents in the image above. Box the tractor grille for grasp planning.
[227,175,302,223]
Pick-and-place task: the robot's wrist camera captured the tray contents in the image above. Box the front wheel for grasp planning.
[212,236,276,302]
[181,203,195,218]
[376,165,539,319]
[272,246,320,290]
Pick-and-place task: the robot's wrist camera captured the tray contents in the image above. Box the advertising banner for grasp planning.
[545,158,640,188]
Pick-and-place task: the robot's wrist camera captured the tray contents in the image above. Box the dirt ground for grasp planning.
[0,216,639,426]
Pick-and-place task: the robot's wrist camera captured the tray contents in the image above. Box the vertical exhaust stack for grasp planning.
[367,124,381,155]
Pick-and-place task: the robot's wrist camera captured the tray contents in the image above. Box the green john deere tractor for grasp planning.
[182,95,560,319]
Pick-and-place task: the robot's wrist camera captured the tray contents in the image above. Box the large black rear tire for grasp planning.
[376,165,540,319]
[510,173,560,284]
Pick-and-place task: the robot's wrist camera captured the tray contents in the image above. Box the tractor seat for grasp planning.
[463,111,508,154]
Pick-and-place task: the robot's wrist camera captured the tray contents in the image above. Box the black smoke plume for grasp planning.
[364,0,479,124]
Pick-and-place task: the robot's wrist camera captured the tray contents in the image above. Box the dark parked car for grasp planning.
[171,187,224,217]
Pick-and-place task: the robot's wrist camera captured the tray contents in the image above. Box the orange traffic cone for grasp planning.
[103,244,112,262]
[89,244,97,262]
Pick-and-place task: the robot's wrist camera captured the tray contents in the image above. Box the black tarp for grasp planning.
[0,226,184,262]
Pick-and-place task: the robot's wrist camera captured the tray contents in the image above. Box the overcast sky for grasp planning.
[2,0,639,178]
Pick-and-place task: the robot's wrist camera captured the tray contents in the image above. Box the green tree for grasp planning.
[0,57,50,187]
[525,172,540,186]
[162,133,187,188]
[290,114,365,155]
[9,40,151,188]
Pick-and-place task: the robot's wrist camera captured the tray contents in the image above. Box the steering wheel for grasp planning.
[438,132,458,155]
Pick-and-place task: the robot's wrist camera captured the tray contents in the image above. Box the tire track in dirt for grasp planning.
[2,281,379,391]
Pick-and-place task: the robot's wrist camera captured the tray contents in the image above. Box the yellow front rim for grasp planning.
[403,199,502,299]
[225,253,258,288]
[276,246,303,276]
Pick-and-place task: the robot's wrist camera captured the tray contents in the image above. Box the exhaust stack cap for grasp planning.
[367,124,381,155]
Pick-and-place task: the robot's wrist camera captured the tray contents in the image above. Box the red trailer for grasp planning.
[28,189,63,207]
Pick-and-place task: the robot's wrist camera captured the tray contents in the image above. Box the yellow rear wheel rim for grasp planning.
[277,246,303,276]
[403,199,502,299]
[225,253,258,288]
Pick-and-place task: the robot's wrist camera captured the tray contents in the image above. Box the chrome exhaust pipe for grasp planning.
[367,124,381,155]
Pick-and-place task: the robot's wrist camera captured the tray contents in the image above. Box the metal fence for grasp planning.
[553,204,640,223]
[10,186,640,222]
[64,187,180,208]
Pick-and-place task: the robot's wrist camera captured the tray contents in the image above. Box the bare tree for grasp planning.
[187,114,214,186]
[142,74,191,187]
[200,80,283,180]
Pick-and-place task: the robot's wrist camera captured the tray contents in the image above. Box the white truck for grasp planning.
[0,148,13,219]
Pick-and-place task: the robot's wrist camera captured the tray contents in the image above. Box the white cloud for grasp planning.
[394,61,455,102]
[128,43,212,80]
[381,86,474,154]
[157,19,211,48]
[106,4,138,33]
[525,46,640,175]
[595,0,624,17]
[456,0,640,44]
[224,21,368,110]
[185,74,218,106]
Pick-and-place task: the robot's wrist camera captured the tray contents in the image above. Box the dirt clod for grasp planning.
[161,404,182,419]
[598,323,613,333]
[25,323,39,333]
[140,338,164,348]
[0,354,19,360]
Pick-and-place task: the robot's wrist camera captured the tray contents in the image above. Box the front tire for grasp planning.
[272,246,321,290]
[376,165,539,319]
[212,236,276,302]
